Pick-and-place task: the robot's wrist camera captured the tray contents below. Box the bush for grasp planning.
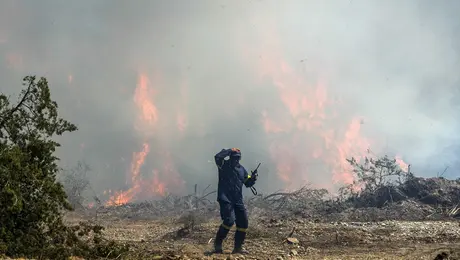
[342,155,413,208]
[0,76,128,259]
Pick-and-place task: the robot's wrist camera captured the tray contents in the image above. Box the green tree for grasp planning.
[0,76,128,259]
[0,76,77,256]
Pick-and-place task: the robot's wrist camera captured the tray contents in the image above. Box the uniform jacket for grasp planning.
[214,149,251,204]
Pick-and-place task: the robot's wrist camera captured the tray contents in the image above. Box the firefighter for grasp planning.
[212,148,258,254]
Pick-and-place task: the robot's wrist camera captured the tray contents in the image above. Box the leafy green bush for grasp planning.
[0,76,128,259]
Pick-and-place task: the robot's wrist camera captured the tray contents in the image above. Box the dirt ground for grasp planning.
[65,212,460,260]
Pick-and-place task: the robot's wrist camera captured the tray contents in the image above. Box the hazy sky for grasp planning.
[1,0,460,201]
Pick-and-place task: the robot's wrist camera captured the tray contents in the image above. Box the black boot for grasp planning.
[213,225,230,253]
[232,230,248,254]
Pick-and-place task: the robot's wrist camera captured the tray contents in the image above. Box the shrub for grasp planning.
[0,76,128,259]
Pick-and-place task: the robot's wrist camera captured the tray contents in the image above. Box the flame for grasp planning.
[332,118,370,184]
[106,143,150,206]
[105,73,185,206]
[130,143,150,184]
[151,170,165,195]
[260,64,370,186]
[244,12,370,188]
[395,156,409,172]
[134,73,159,133]
[105,73,159,206]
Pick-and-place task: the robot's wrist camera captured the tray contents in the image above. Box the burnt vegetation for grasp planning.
[94,155,460,225]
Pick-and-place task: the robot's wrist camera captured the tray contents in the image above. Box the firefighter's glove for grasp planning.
[245,174,257,188]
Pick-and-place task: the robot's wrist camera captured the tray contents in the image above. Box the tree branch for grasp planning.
[0,80,33,129]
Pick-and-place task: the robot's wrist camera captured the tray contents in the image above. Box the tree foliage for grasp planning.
[0,76,127,259]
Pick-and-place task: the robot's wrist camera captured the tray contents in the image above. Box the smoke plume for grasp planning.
[1,0,459,203]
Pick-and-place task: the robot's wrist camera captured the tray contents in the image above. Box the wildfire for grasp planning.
[106,143,149,206]
[130,143,150,184]
[105,73,185,206]
[332,118,370,184]
[151,170,166,195]
[134,74,159,132]
[257,62,371,187]
[241,12,373,189]
[93,9,415,204]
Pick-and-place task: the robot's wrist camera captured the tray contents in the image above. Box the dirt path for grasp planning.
[66,213,460,259]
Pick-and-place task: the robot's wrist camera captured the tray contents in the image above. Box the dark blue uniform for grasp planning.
[213,148,256,253]
[215,148,250,204]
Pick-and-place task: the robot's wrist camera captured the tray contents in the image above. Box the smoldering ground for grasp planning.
[1,0,460,202]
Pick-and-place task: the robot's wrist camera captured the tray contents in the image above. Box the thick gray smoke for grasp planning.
[1,0,459,201]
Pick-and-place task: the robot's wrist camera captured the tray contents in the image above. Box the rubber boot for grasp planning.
[232,230,249,254]
[213,225,230,253]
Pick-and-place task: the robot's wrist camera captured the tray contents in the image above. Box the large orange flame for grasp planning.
[134,74,159,132]
[106,143,150,206]
[239,12,373,190]
[105,73,185,206]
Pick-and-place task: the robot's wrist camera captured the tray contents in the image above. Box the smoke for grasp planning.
[1,0,460,200]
